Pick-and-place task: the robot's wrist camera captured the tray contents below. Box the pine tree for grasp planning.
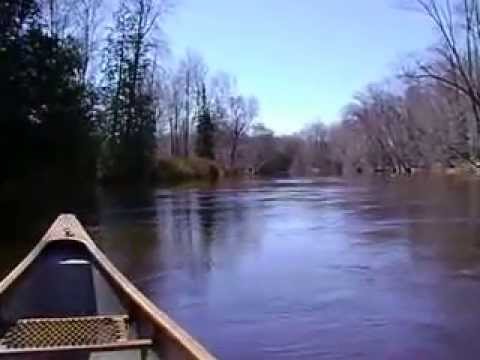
[195,84,215,159]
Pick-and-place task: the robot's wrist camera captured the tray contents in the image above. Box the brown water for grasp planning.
[2,176,480,359]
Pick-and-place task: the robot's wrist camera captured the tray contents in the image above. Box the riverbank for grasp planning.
[153,157,223,184]
[342,161,480,177]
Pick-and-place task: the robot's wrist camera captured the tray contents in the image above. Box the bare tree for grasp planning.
[406,0,480,160]
[227,95,259,168]
[126,0,169,137]
[160,70,183,156]
[178,51,207,156]
[247,123,276,172]
[158,53,208,157]
[299,121,332,172]
[73,0,103,82]
[41,0,75,36]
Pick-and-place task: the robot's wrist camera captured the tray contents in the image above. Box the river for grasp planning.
[2,176,480,359]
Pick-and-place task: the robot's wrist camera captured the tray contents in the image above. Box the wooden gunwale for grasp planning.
[0,214,216,360]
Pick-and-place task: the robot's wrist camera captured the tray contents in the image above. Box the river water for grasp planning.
[2,176,480,359]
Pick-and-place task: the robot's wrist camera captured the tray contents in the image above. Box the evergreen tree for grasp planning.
[0,0,97,184]
[195,84,215,159]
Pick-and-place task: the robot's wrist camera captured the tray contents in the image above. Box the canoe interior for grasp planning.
[0,242,97,327]
[0,240,161,359]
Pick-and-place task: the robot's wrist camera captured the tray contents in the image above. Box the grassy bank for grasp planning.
[153,157,223,184]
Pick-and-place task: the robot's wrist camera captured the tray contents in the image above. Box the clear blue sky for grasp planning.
[164,0,435,134]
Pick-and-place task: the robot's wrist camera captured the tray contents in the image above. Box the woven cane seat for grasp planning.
[0,315,152,354]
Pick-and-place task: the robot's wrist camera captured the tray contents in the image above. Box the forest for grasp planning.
[0,0,261,187]
[2,0,480,191]
[323,0,480,175]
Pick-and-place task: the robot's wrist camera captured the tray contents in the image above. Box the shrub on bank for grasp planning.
[154,157,223,184]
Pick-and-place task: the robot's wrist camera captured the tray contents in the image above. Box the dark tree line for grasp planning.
[0,0,260,188]
[0,0,97,184]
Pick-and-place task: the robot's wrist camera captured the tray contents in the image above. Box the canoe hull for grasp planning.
[0,214,216,360]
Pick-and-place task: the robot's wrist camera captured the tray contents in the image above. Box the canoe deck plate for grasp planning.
[0,315,133,351]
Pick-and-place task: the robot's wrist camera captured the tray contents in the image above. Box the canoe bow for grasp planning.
[0,214,216,360]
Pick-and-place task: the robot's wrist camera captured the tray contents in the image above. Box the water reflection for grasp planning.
[94,187,162,280]
[3,177,480,359]
[197,191,219,268]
